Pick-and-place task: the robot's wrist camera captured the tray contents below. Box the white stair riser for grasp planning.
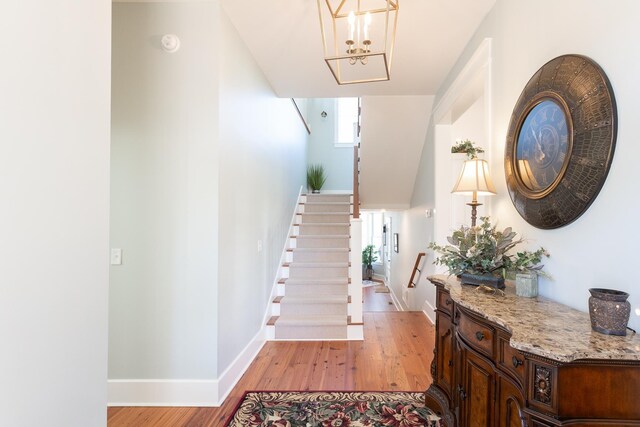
[288,266,348,279]
[275,325,348,340]
[280,302,347,316]
[305,194,351,203]
[295,237,349,249]
[271,303,280,316]
[298,224,350,235]
[300,214,350,224]
[292,251,349,263]
[284,284,348,297]
[303,204,351,213]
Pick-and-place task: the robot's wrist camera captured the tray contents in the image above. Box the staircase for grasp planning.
[269,193,358,340]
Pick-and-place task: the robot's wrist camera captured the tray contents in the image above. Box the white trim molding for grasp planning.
[108,329,267,407]
[422,299,436,324]
[216,329,266,405]
[389,286,404,311]
[432,38,492,125]
[107,379,219,407]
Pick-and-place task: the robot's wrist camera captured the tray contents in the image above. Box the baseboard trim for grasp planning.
[107,379,219,407]
[422,299,436,324]
[386,282,405,311]
[217,328,266,405]
[108,329,267,407]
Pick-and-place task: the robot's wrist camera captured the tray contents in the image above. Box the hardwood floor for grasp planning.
[363,284,398,312]
[107,292,434,427]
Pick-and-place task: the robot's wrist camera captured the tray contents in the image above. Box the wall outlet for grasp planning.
[257,240,263,253]
[110,248,122,265]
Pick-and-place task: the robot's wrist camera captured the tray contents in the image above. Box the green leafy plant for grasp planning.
[428,217,549,278]
[307,164,327,193]
[451,139,485,159]
[362,244,379,266]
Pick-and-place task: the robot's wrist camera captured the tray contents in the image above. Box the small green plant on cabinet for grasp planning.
[451,139,485,160]
[362,244,379,266]
[428,216,549,278]
[307,164,327,193]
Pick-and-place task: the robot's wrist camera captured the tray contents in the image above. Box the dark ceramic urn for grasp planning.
[588,288,631,336]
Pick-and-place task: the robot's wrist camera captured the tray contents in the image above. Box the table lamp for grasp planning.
[451,158,496,226]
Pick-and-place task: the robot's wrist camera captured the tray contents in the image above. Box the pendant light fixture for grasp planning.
[317,0,399,85]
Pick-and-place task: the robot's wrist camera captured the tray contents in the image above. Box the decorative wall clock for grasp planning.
[505,54,617,229]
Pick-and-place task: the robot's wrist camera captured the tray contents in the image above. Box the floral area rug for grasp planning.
[226,391,440,426]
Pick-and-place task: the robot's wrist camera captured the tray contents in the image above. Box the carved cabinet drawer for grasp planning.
[437,288,454,316]
[456,308,494,358]
[497,335,525,385]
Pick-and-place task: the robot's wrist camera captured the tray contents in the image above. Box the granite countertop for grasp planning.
[428,274,640,363]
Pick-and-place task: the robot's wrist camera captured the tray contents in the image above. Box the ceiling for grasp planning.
[221,0,496,98]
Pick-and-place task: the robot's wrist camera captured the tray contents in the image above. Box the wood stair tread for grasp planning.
[275,315,348,326]
[302,193,352,196]
[298,212,350,215]
[291,234,350,238]
[287,248,350,252]
[275,295,350,304]
[294,223,351,226]
[282,262,351,268]
[299,202,352,205]
[278,279,351,285]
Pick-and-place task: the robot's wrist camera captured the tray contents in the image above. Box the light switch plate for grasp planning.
[111,248,122,265]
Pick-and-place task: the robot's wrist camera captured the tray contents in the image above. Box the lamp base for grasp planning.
[467,201,482,227]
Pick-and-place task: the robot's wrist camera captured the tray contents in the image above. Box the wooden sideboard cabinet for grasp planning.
[426,276,640,427]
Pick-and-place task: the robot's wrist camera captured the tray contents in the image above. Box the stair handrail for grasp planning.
[408,252,426,288]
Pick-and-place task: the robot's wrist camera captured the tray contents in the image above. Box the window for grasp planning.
[335,97,359,146]
[362,212,384,264]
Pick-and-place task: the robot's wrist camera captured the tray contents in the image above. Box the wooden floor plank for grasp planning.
[363,285,398,312]
[108,291,435,427]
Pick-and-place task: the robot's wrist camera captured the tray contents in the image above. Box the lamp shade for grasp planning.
[451,158,497,196]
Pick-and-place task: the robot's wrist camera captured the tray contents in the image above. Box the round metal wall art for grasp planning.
[504,54,617,229]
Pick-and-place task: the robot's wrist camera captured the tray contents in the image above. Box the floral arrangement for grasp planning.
[428,217,549,278]
[451,139,485,159]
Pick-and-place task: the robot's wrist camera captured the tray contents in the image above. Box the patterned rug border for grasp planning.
[225,390,436,427]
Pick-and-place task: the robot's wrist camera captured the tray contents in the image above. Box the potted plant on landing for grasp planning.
[307,164,327,194]
[428,217,549,292]
[362,244,379,281]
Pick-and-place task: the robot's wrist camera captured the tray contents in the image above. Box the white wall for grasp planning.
[450,96,489,229]
[386,124,439,318]
[217,11,307,374]
[110,1,307,403]
[110,1,219,381]
[422,0,640,330]
[434,96,490,247]
[359,96,434,209]
[0,1,111,425]
[306,99,353,191]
